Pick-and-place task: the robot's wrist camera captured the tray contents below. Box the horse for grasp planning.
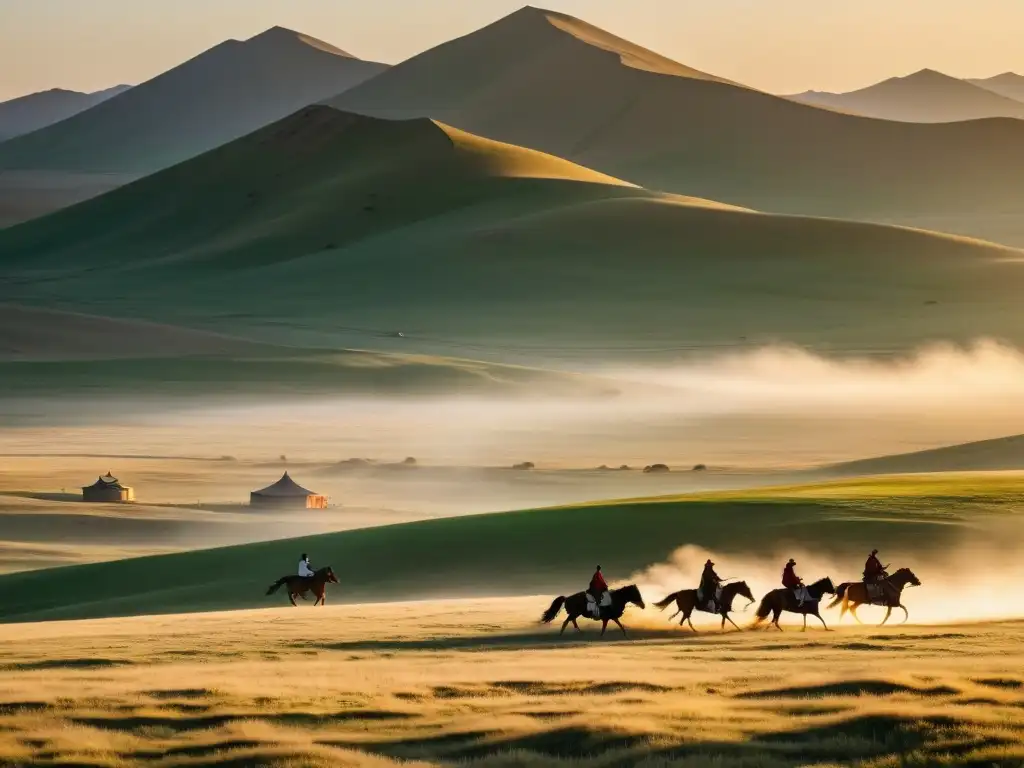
[752,577,836,631]
[540,584,646,637]
[654,580,756,632]
[827,567,921,625]
[265,566,339,606]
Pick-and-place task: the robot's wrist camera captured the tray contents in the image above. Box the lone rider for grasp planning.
[863,549,886,582]
[700,559,723,612]
[587,565,610,616]
[782,558,806,606]
[298,553,314,578]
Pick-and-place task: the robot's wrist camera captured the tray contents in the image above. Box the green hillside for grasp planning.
[1,475,1020,624]
[3,106,1024,358]
[829,434,1024,476]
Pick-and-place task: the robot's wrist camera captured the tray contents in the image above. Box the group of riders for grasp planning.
[580,549,891,618]
[290,549,895,619]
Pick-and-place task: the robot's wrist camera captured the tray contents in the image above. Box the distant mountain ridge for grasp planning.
[0,85,131,141]
[0,27,388,174]
[789,68,1024,122]
[327,6,1024,246]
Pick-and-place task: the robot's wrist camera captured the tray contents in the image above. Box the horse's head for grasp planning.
[321,567,339,584]
[812,577,837,595]
[891,567,920,588]
[729,580,755,604]
[617,584,645,609]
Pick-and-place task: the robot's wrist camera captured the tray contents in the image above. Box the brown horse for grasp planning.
[827,567,921,625]
[654,581,756,632]
[266,566,338,606]
[540,584,645,637]
[752,577,836,631]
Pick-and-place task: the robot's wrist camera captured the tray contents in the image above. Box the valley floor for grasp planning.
[1,598,1022,767]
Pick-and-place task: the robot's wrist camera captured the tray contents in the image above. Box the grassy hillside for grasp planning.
[790,69,1024,123]
[330,7,1024,245]
[0,28,386,175]
[1,475,1021,623]
[3,106,1024,356]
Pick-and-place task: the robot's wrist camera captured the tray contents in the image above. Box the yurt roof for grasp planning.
[251,471,317,497]
[85,473,125,490]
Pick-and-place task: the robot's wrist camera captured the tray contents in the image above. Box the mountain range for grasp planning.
[0,85,131,142]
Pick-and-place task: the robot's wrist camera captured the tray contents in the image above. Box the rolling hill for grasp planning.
[2,106,1024,356]
[328,6,1024,246]
[0,475,1016,623]
[789,69,1024,123]
[0,85,131,142]
[968,72,1024,102]
[830,434,1024,476]
[0,27,387,175]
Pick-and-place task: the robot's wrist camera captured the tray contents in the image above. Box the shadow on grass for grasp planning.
[305,627,690,653]
[736,679,960,699]
[3,658,131,671]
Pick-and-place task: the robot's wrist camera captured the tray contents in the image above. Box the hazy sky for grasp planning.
[3,0,1023,101]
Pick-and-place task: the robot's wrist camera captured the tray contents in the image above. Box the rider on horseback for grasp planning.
[699,559,723,613]
[298,553,314,578]
[587,565,610,618]
[863,549,888,601]
[782,558,809,606]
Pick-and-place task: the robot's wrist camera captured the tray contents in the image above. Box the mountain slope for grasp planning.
[0,85,131,141]
[968,72,1024,103]
[789,69,1024,123]
[329,7,1024,245]
[830,434,1024,476]
[0,27,387,174]
[2,106,1024,356]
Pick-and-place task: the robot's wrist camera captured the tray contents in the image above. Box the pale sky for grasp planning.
[2,0,1022,101]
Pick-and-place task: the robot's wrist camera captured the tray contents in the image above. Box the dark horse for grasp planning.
[540,584,646,637]
[753,577,836,631]
[266,567,339,606]
[654,581,756,632]
[827,567,921,625]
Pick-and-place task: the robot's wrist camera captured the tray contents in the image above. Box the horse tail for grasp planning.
[654,591,682,611]
[752,593,773,623]
[826,583,849,609]
[540,596,566,624]
[266,577,288,596]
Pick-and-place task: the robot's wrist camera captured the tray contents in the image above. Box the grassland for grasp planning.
[2,474,1022,624]
[0,599,1022,767]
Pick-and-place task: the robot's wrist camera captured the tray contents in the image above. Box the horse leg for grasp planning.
[613,618,628,638]
[849,603,863,624]
[288,591,297,607]
[773,608,783,631]
[802,614,807,632]
[720,613,726,631]
[725,614,742,632]
[899,605,909,625]
[838,597,848,623]
[560,616,572,635]
[601,620,608,637]
[813,611,830,631]
[572,617,582,633]
[667,609,680,621]
[879,606,893,626]
[687,615,697,632]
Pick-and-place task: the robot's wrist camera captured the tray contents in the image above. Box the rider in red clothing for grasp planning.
[781,558,801,589]
[589,565,608,597]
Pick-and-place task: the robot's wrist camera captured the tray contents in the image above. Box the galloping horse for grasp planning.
[827,567,921,625]
[266,566,339,606]
[654,581,756,632]
[540,584,646,637]
[752,577,836,631]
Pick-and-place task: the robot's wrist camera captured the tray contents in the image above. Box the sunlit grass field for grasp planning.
[1,599,1023,767]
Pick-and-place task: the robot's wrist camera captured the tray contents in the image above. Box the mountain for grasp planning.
[2,106,1023,359]
[0,27,387,175]
[829,434,1024,476]
[0,85,131,142]
[328,6,1024,246]
[789,69,1024,123]
[967,72,1024,103]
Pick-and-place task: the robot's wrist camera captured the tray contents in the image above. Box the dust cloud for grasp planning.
[629,540,1024,627]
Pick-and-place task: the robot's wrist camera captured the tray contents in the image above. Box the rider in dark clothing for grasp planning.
[863,549,885,582]
[700,559,722,609]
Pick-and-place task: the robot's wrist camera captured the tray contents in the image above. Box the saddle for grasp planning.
[865,581,888,605]
[697,585,724,611]
[585,591,612,618]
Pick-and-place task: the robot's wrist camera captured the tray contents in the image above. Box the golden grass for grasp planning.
[1,598,1022,766]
